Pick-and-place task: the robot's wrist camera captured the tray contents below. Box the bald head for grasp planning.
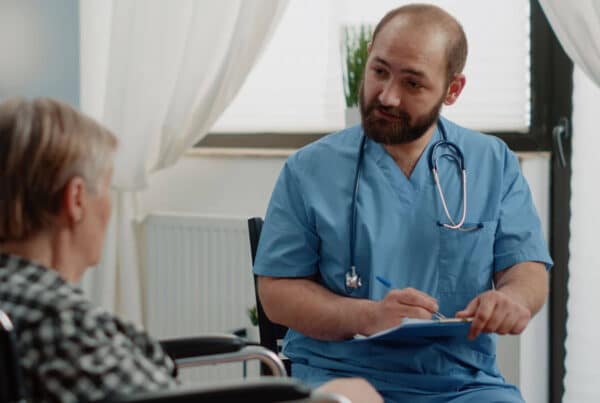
[371,4,468,82]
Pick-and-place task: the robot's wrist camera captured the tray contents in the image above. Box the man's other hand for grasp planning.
[456,290,531,340]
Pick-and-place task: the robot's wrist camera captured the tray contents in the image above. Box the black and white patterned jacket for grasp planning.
[0,253,177,403]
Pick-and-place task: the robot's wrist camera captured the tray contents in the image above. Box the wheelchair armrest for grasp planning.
[106,378,312,403]
[160,333,246,360]
[159,334,286,376]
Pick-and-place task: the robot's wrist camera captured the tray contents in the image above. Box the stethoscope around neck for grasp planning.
[345,119,471,293]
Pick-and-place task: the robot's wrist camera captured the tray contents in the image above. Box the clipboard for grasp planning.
[352,318,473,342]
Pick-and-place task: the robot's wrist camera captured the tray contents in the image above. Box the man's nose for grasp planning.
[378,82,402,107]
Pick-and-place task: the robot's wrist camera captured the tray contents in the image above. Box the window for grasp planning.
[204,0,533,146]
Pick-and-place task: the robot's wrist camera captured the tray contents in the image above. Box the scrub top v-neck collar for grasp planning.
[363,124,441,206]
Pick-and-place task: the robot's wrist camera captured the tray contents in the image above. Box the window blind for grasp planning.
[211,0,530,134]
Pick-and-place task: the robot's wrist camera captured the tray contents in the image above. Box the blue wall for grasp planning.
[0,0,79,106]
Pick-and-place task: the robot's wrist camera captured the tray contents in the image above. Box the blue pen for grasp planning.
[375,275,392,288]
[375,275,446,320]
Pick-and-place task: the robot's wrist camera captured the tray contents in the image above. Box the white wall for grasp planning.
[563,67,600,403]
[139,149,551,402]
[518,156,551,403]
[140,154,285,217]
[0,0,79,105]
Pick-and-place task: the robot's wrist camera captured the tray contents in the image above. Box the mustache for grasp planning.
[367,100,410,122]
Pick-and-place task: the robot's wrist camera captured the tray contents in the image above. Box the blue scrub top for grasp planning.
[253,116,552,397]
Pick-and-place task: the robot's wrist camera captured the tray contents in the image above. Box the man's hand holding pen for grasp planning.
[363,287,440,336]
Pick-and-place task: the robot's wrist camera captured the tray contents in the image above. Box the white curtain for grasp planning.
[79,0,287,324]
[538,1,600,402]
[539,1,600,87]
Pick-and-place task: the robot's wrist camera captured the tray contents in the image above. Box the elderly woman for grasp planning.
[0,98,176,402]
[0,98,382,403]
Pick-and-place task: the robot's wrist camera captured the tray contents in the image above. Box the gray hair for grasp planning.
[0,97,118,241]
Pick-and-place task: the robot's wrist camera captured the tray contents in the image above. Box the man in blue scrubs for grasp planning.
[253,4,552,402]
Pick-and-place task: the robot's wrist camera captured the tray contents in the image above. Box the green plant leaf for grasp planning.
[247,305,258,327]
[341,24,373,107]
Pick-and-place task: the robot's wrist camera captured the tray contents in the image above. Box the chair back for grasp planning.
[247,217,291,375]
[0,310,26,403]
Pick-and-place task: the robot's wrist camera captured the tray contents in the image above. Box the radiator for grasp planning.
[141,213,260,383]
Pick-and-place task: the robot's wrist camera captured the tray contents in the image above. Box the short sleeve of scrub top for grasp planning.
[253,158,320,278]
[493,147,552,272]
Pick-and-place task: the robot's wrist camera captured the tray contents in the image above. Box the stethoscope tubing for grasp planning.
[347,120,468,290]
[349,134,367,273]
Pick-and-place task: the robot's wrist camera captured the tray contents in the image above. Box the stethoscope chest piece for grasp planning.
[345,265,362,292]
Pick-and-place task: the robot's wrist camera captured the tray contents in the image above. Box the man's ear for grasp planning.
[444,74,466,106]
[367,41,372,54]
[62,176,86,224]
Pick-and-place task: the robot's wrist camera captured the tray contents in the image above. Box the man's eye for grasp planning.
[406,80,422,89]
[373,68,386,76]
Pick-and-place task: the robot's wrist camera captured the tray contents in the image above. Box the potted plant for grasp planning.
[341,24,373,126]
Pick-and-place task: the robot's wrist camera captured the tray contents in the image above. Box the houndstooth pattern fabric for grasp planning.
[0,253,177,403]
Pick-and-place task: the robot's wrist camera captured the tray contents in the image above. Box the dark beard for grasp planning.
[359,82,444,145]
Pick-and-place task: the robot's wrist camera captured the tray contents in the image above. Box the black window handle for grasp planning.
[553,117,571,168]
